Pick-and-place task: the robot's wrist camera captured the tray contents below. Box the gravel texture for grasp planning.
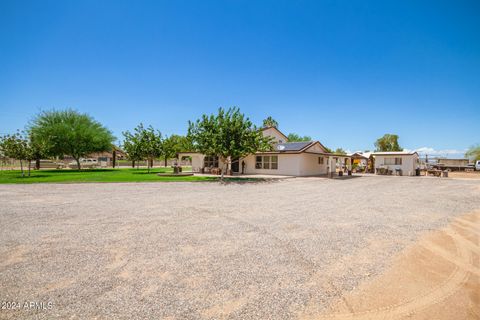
[0,175,479,319]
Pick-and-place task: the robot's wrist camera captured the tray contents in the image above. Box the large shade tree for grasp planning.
[188,107,272,174]
[374,134,403,152]
[29,109,115,170]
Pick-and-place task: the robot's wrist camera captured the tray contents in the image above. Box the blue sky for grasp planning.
[1,0,478,157]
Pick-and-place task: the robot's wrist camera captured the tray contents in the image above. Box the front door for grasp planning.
[231,158,240,173]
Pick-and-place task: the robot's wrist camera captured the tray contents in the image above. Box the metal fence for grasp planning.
[0,157,192,170]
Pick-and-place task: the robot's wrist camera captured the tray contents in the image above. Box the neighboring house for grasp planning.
[88,148,127,164]
[372,151,419,176]
[178,127,352,176]
[63,147,127,167]
[349,152,371,169]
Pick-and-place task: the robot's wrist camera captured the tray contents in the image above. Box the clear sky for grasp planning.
[1,0,478,157]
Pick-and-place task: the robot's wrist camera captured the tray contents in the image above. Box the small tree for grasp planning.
[334,148,347,155]
[188,107,272,175]
[162,135,192,167]
[0,132,29,177]
[287,133,312,142]
[262,116,279,128]
[29,109,115,170]
[374,134,403,152]
[123,124,162,173]
[140,125,163,173]
[122,128,144,168]
[466,144,480,161]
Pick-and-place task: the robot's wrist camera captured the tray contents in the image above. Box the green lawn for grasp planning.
[0,167,218,184]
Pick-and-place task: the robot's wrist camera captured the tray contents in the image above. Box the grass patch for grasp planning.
[0,167,217,184]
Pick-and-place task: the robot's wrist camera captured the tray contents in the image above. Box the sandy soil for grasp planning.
[302,210,480,320]
[448,171,480,179]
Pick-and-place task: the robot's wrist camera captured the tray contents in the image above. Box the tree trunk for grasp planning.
[28,161,31,177]
[35,158,40,170]
[20,160,24,177]
[164,157,167,167]
[147,158,151,173]
[226,156,232,175]
[112,150,116,168]
[75,157,81,170]
[132,160,135,168]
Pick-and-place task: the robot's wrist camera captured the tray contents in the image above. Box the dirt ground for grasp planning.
[302,210,480,320]
[448,171,480,179]
[0,176,479,319]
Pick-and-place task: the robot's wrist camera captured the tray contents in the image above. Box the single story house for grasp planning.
[349,152,372,169]
[372,151,419,176]
[178,127,352,176]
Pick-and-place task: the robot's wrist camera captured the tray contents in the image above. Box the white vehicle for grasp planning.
[476,160,480,171]
[69,158,98,169]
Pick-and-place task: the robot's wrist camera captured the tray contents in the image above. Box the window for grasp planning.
[271,156,278,169]
[255,156,262,169]
[204,156,219,167]
[263,156,270,169]
[384,157,402,165]
[318,157,324,165]
[255,155,278,170]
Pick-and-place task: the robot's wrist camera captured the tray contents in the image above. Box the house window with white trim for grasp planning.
[318,157,324,165]
[255,155,278,170]
[384,157,402,165]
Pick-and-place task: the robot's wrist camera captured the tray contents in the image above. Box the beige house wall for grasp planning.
[374,154,419,176]
[241,153,328,176]
[262,127,288,144]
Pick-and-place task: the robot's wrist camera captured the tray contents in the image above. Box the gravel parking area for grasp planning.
[1,176,479,319]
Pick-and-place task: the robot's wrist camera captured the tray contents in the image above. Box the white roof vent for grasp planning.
[277,145,285,151]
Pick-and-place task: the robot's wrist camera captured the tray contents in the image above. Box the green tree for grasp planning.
[122,127,144,168]
[162,135,192,167]
[140,125,163,173]
[188,107,272,175]
[29,109,115,170]
[334,148,347,155]
[287,133,312,142]
[262,116,279,128]
[374,134,403,152]
[465,144,480,161]
[0,132,37,177]
[28,131,48,170]
[123,124,162,173]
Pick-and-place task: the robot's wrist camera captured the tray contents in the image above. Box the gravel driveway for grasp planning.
[1,176,479,319]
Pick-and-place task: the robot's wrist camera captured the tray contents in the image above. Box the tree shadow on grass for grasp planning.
[6,175,53,180]
[131,171,167,175]
[218,177,277,185]
[37,169,116,174]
